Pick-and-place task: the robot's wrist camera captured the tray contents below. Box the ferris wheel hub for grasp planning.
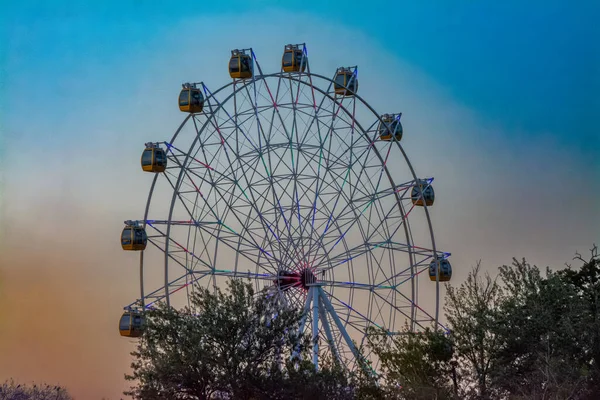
[274,267,317,291]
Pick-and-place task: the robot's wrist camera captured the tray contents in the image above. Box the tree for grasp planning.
[124,278,372,399]
[366,324,455,399]
[444,261,504,399]
[558,244,600,397]
[492,257,588,399]
[0,379,73,400]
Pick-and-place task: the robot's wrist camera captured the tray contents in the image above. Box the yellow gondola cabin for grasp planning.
[379,113,403,141]
[179,84,204,113]
[121,223,147,251]
[119,310,145,337]
[334,67,358,96]
[141,143,167,173]
[229,50,253,79]
[282,44,307,73]
[429,259,452,282]
[410,180,435,207]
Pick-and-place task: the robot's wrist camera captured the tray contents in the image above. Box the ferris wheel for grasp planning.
[118,43,452,372]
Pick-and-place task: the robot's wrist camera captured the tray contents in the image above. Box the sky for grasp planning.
[1,1,599,398]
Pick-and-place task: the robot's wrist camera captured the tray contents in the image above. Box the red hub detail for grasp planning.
[274,268,317,291]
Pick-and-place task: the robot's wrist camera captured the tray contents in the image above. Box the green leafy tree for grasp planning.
[558,245,600,397]
[124,278,374,399]
[366,324,455,399]
[492,257,588,399]
[444,261,504,399]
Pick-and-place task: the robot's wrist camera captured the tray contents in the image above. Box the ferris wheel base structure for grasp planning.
[118,43,453,374]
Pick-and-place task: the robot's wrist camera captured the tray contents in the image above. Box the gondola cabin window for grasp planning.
[229,57,240,74]
[179,90,189,106]
[282,51,293,68]
[121,228,132,246]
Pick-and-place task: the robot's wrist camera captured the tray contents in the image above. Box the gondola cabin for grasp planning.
[282,45,307,73]
[379,113,403,141]
[334,67,358,96]
[411,180,435,207]
[141,144,167,173]
[119,310,145,337]
[121,224,147,251]
[429,259,452,282]
[229,50,253,79]
[178,86,204,113]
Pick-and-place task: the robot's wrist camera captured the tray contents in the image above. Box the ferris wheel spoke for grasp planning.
[293,79,340,241]
[307,158,394,269]
[308,279,394,291]
[290,141,365,248]
[312,202,401,272]
[188,123,288,269]
[189,269,277,281]
[147,181,277,276]
[324,290,387,334]
[144,270,214,309]
[164,165,229,272]
[301,133,379,261]
[285,82,318,191]
[376,252,447,289]
[371,289,440,331]
[221,107,298,264]
[154,217,272,277]
[144,237,189,274]
[287,87,306,265]
[237,84,308,267]
[146,223,212,271]
[284,287,307,309]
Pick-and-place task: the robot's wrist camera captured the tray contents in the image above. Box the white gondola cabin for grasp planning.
[141,143,167,173]
[334,67,358,96]
[429,259,452,282]
[410,180,435,207]
[378,113,403,141]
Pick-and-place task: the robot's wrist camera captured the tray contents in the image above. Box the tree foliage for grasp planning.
[124,279,379,399]
[444,261,504,399]
[0,379,72,400]
[442,245,600,400]
[492,258,587,399]
[366,324,455,399]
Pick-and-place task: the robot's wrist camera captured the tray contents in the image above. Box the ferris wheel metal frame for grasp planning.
[120,43,452,373]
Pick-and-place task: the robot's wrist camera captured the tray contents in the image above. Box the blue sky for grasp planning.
[1,2,599,397]
[3,0,598,157]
